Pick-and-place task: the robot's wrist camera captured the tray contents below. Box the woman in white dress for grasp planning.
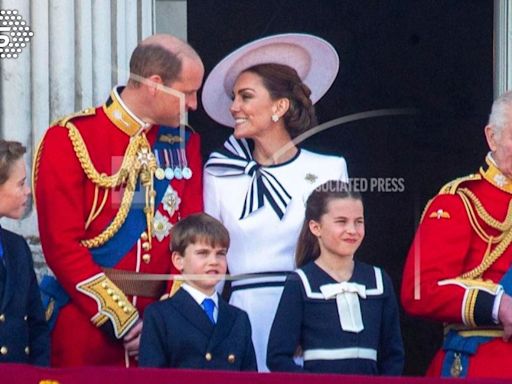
[202,33,348,371]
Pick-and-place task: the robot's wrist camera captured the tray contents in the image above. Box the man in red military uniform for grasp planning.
[402,91,512,378]
[34,34,204,367]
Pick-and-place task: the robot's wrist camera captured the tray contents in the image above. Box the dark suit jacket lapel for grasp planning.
[207,298,235,350]
[171,288,214,337]
[0,230,17,310]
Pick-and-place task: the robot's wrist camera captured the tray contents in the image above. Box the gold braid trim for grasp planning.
[459,188,512,231]
[76,273,139,339]
[80,164,138,248]
[64,122,156,249]
[463,289,478,327]
[439,187,512,279]
[67,122,137,188]
[438,174,481,195]
[461,222,512,279]
[457,191,503,244]
[85,185,100,230]
[93,189,110,226]
[85,187,110,231]
[31,134,45,209]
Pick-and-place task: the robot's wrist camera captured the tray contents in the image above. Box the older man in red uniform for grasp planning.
[402,91,512,378]
[34,34,204,367]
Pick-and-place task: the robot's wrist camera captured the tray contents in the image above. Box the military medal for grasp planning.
[155,168,165,180]
[180,147,192,179]
[174,166,183,180]
[172,148,183,180]
[163,149,174,180]
[182,167,192,180]
[154,149,165,180]
[165,167,174,180]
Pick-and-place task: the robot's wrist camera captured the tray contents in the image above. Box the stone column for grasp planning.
[0,0,156,278]
[494,0,512,97]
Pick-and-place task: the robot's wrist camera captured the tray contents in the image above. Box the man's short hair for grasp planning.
[128,43,182,87]
[171,213,230,254]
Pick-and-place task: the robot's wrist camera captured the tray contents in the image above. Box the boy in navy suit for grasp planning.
[139,213,256,370]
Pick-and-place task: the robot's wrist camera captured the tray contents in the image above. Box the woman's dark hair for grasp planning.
[242,63,318,138]
[295,180,363,268]
[0,140,26,185]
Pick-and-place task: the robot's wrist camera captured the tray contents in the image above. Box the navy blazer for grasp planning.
[0,228,50,365]
[139,288,256,370]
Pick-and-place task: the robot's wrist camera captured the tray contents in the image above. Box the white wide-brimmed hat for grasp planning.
[201,33,340,127]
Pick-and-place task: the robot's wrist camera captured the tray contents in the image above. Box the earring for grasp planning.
[271,114,279,122]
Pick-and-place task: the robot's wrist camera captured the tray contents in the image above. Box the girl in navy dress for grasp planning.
[267,180,404,375]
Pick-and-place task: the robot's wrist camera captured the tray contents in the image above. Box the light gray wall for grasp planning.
[155,0,187,40]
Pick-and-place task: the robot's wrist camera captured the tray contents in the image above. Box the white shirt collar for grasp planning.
[181,283,219,308]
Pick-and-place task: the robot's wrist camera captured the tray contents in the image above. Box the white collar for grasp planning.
[182,283,219,308]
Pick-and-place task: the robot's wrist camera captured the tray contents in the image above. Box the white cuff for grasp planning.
[492,286,505,324]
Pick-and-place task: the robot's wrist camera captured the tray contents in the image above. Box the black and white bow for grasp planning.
[205,135,292,220]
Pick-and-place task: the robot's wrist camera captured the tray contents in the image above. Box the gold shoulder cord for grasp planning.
[456,188,512,279]
[65,121,156,249]
[31,133,46,209]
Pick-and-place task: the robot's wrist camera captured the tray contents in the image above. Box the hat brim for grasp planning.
[201,33,340,127]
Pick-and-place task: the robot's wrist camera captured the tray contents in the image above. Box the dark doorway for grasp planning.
[188,0,494,375]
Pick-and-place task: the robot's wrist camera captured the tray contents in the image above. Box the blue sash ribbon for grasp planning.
[90,126,188,266]
[40,125,189,329]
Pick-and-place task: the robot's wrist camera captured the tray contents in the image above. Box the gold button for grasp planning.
[141,232,148,241]
[117,301,125,308]
[0,314,5,322]
[101,282,108,289]
[227,354,236,364]
[106,288,113,295]
[24,346,29,355]
[142,254,151,264]
[112,295,119,302]
[0,346,8,355]
[24,315,28,321]
[142,242,151,251]
[205,352,212,361]
[123,307,130,314]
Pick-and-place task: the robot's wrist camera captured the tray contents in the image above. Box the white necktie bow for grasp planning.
[320,282,366,333]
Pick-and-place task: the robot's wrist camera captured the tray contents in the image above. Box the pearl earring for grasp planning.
[271,114,279,122]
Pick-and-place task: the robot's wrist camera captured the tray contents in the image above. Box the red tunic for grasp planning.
[34,90,203,367]
[401,156,512,378]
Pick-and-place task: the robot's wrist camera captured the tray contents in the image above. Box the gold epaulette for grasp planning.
[76,273,139,339]
[51,107,96,128]
[438,173,481,195]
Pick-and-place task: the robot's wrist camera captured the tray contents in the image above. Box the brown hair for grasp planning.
[295,180,363,268]
[171,213,230,255]
[128,44,183,87]
[242,63,318,138]
[0,140,26,185]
